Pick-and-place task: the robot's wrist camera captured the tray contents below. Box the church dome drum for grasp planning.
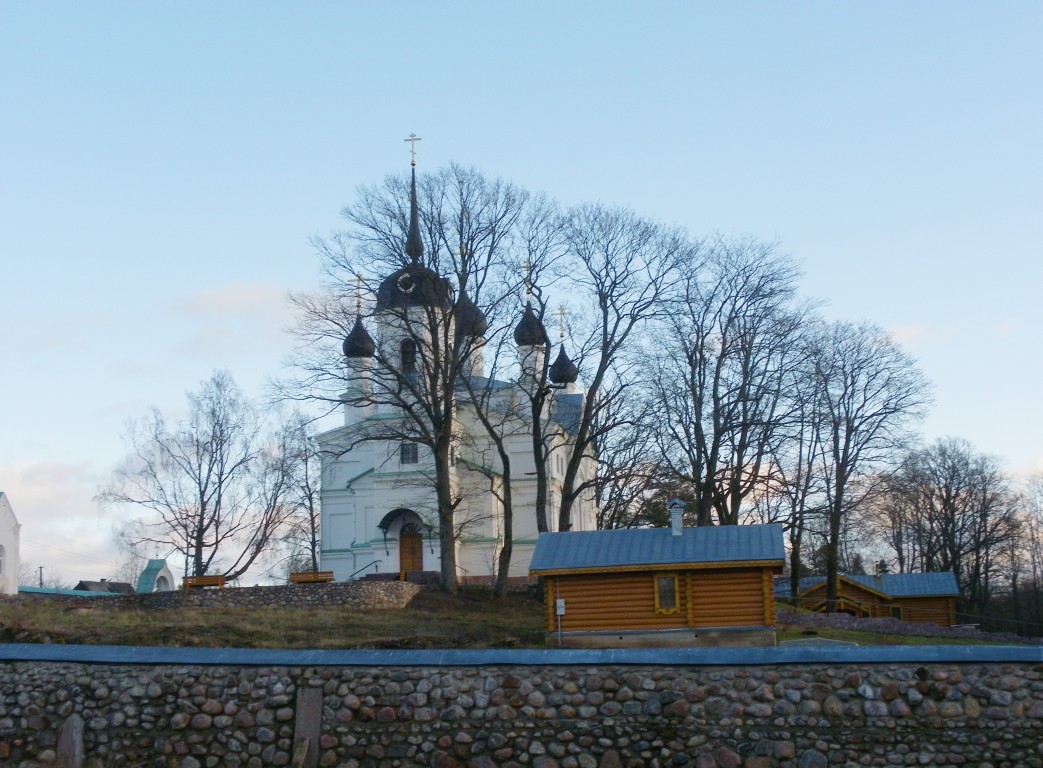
[375,263,452,311]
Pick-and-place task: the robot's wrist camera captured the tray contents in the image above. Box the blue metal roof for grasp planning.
[775,572,959,598]
[529,524,785,573]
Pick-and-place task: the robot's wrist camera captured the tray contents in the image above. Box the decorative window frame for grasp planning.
[654,572,680,615]
[400,339,418,375]
[400,442,419,465]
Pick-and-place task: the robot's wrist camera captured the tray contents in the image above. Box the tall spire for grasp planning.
[404,133,423,264]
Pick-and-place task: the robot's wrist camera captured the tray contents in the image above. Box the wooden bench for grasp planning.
[182,575,226,589]
[290,571,334,584]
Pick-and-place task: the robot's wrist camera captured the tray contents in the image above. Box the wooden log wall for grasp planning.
[688,569,766,628]
[543,567,773,632]
[894,596,956,627]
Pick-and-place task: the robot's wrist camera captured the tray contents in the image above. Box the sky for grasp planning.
[2,3,1041,585]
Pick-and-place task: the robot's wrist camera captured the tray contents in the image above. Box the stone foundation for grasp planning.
[1,646,1042,767]
[13,580,421,611]
[548,626,777,649]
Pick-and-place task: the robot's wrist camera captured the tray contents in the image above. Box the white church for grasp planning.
[0,492,21,595]
[317,164,597,583]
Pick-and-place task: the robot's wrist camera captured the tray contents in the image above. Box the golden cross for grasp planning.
[516,256,533,300]
[404,133,422,166]
[354,273,363,314]
[556,305,568,342]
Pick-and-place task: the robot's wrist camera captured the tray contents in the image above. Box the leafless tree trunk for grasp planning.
[98,371,296,580]
[810,321,929,612]
[872,438,1020,616]
[277,412,322,574]
[647,236,808,526]
[553,204,693,532]
[284,165,533,592]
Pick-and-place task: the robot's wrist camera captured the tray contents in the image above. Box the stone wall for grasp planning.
[1,647,1042,767]
[15,580,421,611]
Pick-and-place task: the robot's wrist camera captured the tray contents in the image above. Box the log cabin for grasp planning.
[529,516,785,648]
[776,572,960,627]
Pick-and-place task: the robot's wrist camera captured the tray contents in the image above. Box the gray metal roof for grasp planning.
[529,524,784,573]
[874,572,959,597]
[72,580,135,594]
[775,572,959,599]
[550,392,583,434]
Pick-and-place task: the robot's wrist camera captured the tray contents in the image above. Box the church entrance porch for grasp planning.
[399,523,424,575]
[375,508,435,581]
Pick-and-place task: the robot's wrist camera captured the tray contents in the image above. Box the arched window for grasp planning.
[0,545,5,576]
[400,339,417,375]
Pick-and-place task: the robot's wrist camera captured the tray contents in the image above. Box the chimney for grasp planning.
[667,498,685,536]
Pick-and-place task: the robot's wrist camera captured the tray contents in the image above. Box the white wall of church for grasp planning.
[319,301,598,583]
[0,492,21,595]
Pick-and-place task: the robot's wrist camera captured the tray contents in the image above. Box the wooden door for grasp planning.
[400,524,424,573]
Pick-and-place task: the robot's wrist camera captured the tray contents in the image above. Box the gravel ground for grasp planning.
[776,609,1042,645]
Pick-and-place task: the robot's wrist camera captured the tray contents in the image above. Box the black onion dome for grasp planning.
[343,316,376,358]
[374,164,452,311]
[375,263,452,310]
[549,346,579,385]
[513,303,550,346]
[455,290,488,338]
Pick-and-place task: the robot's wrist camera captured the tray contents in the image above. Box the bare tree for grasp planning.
[767,337,830,598]
[286,164,530,592]
[553,204,694,532]
[647,236,808,526]
[18,564,71,590]
[811,321,929,612]
[871,437,1020,616]
[593,399,662,530]
[269,412,322,576]
[99,371,295,580]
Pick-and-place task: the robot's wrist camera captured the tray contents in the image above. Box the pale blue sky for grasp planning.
[2,3,1041,582]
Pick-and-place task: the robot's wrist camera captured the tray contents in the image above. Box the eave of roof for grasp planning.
[529,524,785,574]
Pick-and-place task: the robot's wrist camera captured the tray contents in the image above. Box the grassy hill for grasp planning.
[0,590,1028,649]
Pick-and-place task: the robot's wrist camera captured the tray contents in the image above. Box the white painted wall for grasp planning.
[0,492,22,595]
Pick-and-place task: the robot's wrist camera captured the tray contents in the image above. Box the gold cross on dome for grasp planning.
[516,256,533,299]
[556,305,568,341]
[354,273,363,313]
[404,133,422,166]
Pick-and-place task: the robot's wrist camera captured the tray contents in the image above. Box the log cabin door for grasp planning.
[399,523,424,574]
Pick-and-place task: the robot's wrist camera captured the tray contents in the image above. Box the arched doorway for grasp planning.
[400,523,424,574]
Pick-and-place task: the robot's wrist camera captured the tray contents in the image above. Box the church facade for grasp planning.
[317,166,597,583]
[0,492,21,595]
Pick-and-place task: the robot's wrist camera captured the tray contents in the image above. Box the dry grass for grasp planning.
[0,589,547,649]
[0,592,1017,649]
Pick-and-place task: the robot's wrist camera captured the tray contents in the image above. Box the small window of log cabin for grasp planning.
[654,573,679,614]
[400,339,418,375]
[890,606,903,620]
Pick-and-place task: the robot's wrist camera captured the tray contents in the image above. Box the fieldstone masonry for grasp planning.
[16,581,422,612]
[1,654,1042,767]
